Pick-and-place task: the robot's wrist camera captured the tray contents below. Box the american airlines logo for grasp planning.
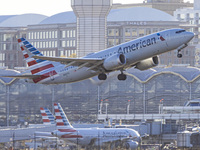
[118,36,157,54]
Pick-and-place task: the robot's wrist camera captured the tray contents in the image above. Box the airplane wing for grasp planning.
[1,74,42,79]
[32,56,104,70]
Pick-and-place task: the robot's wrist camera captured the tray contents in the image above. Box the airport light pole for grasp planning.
[6,85,10,126]
[105,99,109,115]
[99,99,103,114]
[159,99,164,114]
[127,100,131,114]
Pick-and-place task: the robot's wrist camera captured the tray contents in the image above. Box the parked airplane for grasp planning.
[2,29,194,84]
[44,103,140,149]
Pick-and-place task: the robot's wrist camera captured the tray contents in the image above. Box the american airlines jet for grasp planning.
[3,29,194,84]
[51,103,141,149]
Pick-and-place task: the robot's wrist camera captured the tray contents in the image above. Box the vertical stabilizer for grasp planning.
[54,103,75,131]
[40,107,56,125]
[18,38,58,83]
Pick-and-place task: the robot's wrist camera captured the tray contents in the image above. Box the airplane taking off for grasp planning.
[2,28,194,84]
[50,103,141,149]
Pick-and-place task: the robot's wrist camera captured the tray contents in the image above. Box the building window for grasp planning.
[49,31,52,39]
[37,32,39,39]
[43,32,46,39]
[73,30,76,37]
[139,28,145,36]
[132,28,137,37]
[46,32,48,39]
[115,29,119,36]
[125,28,131,37]
[62,41,66,47]
[40,32,42,39]
[55,31,57,38]
[108,39,114,46]
[62,31,66,38]
[52,31,55,39]
[153,28,158,33]
[48,41,51,48]
[108,29,114,36]
[67,30,70,38]
[146,28,151,35]
[53,51,56,56]
[73,40,75,47]
[46,42,48,48]
[40,42,42,48]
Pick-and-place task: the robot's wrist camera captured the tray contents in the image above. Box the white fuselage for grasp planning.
[31,28,194,84]
[56,127,140,147]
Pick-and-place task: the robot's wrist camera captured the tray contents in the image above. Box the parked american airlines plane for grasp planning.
[3,29,194,84]
[51,103,140,149]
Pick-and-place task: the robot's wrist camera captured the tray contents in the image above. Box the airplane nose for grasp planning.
[186,32,195,40]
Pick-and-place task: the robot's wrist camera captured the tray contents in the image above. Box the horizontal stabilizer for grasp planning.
[1,74,41,79]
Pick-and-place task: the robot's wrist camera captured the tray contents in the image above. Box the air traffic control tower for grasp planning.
[194,0,200,10]
[71,0,112,57]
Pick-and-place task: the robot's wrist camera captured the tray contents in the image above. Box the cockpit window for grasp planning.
[176,30,186,34]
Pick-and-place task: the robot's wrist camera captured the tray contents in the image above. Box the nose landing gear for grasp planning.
[176,44,187,58]
[177,53,182,58]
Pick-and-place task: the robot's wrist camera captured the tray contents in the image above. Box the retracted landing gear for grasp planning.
[177,44,188,58]
[98,73,107,80]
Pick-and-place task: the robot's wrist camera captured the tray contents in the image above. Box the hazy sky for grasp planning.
[0,0,194,16]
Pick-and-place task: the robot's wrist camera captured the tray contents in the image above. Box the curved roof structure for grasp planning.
[40,11,76,24]
[0,7,177,26]
[0,69,20,85]
[39,7,177,25]
[107,7,177,22]
[0,14,47,27]
[125,65,200,83]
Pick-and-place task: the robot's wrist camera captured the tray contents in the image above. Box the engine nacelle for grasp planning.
[135,56,159,71]
[103,54,126,70]
[125,141,138,150]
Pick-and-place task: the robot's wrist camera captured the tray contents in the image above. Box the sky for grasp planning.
[0,0,194,16]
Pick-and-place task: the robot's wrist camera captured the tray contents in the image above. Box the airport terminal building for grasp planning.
[0,1,200,126]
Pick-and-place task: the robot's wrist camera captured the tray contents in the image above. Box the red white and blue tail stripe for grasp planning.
[18,38,58,83]
[54,103,83,138]
[54,103,75,131]
[40,107,56,125]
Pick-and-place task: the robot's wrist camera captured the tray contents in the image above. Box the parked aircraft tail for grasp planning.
[40,107,56,125]
[54,103,75,131]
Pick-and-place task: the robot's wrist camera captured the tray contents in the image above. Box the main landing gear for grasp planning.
[98,71,127,81]
[177,44,188,58]
[98,73,107,80]
[118,73,127,80]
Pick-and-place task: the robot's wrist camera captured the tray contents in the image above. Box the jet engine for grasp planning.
[135,56,159,71]
[103,53,126,70]
[125,141,138,150]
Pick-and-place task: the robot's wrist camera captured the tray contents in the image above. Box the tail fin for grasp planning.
[18,38,58,83]
[40,107,56,125]
[54,103,75,132]
[18,38,45,66]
